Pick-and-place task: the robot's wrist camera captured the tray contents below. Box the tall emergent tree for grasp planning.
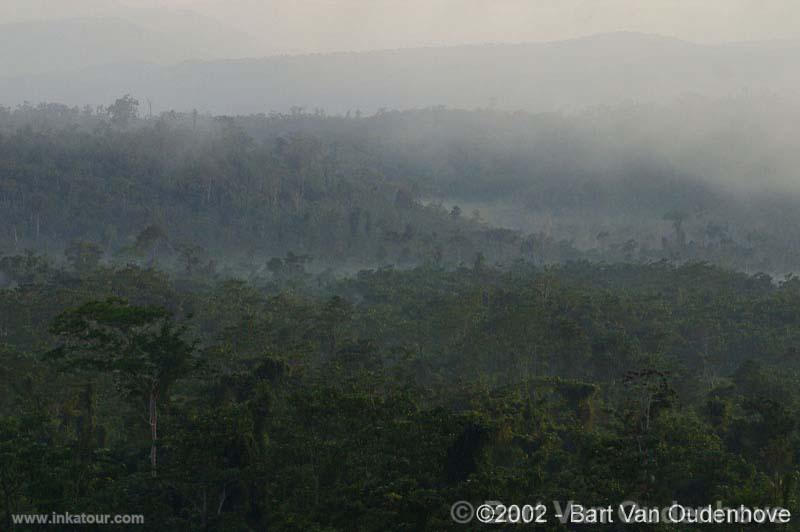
[48,298,195,477]
[107,94,139,128]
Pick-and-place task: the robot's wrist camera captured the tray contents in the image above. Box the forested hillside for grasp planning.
[2,100,800,275]
[3,100,800,529]
[0,102,535,273]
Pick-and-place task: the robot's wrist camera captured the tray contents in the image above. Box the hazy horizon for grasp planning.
[2,0,800,61]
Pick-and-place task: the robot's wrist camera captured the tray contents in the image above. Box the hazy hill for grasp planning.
[2,32,798,114]
[0,13,255,78]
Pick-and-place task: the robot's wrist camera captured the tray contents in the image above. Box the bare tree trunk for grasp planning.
[202,487,208,530]
[149,388,158,477]
[217,485,227,515]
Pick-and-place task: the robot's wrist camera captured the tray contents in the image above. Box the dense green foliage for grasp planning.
[2,101,800,530]
[2,258,800,529]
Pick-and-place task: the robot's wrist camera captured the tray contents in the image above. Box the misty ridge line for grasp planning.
[159,31,798,63]
[2,31,799,116]
[6,30,799,77]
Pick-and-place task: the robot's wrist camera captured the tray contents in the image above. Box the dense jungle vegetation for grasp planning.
[2,100,800,530]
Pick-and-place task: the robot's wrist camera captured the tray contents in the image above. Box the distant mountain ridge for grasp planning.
[0,13,255,78]
[2,32,799,114]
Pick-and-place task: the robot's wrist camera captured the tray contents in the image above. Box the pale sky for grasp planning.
[1,0,799,56]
